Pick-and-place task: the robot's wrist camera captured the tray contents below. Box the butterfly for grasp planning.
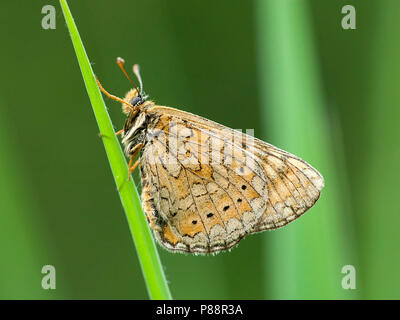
[96,58,324,254]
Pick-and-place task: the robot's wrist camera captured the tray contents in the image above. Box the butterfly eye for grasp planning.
[130,96,141,106]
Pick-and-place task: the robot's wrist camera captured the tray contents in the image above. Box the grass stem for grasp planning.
[59,0,172,300]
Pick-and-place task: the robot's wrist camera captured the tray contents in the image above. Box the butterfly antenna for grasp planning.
[95,77,135,111]
[116,57,140,94]
[133,64,144,95]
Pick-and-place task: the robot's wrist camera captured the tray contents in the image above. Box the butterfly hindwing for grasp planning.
[248,140,324,231]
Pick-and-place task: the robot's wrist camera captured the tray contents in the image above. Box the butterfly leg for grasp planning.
[127,143,143,180]
[98,129,124,138]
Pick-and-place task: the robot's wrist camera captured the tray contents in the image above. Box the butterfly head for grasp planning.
[122,88,148,115]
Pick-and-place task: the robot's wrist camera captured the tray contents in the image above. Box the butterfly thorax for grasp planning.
[121,101,155,157]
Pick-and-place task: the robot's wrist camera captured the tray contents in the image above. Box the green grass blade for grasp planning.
[255,0,358,299]
[59,0,171,300]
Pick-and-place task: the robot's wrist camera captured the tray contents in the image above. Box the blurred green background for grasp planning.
[0,0,399,299]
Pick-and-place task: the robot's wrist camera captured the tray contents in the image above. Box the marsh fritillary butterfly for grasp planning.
[96,58,324,254]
